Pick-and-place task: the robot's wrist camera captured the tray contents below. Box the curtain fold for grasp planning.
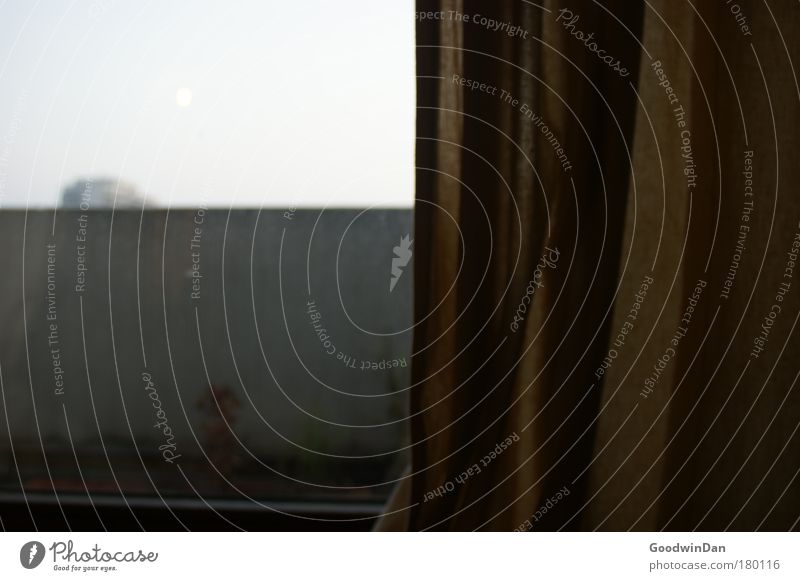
[388,0,800,531]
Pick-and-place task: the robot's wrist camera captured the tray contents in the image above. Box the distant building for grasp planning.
[61,178,146,209]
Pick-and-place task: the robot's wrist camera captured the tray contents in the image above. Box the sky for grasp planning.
[0,0,415,208]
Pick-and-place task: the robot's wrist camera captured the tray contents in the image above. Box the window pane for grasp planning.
[0,0,415,512]
[0,0,414,209]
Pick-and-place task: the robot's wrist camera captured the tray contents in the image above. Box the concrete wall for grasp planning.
[0,208,412,496]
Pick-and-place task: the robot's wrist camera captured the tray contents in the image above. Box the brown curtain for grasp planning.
[377,0,800,531]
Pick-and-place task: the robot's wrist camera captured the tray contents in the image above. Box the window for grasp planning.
[0,0,414,527]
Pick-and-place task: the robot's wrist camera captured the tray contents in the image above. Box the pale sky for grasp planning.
[0,0,415,208]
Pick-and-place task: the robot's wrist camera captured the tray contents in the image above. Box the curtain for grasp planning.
[378,0,800,531]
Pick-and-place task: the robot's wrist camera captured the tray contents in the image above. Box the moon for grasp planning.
[175,88,193,108]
